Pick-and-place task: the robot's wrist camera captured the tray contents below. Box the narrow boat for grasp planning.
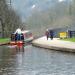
[10,29,33,47]
[10,33,24,47]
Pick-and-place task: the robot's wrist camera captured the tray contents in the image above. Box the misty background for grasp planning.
[0,0,75,37]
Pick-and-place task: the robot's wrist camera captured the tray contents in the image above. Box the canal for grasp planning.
[0,45,75,75]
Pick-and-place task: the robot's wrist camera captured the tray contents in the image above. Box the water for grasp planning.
[0,45,75,75]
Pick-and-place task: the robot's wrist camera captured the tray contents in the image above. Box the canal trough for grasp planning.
[32,36,75,53]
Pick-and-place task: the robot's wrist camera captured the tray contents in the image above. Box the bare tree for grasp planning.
[0,0,22,37]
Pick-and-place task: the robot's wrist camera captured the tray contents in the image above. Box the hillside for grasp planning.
[25,0,75,37]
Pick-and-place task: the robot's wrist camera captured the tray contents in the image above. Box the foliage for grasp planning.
[25,0,75,37]
[61,38,75,42]
[0,0,22,37]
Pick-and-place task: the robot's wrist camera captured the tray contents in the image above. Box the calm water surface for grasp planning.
[0,45,75,75]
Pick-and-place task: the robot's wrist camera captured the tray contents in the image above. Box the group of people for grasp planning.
[11,28,25,41]
[11,33,24,42]
[45,29,54,40]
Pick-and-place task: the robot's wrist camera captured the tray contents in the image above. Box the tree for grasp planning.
[0,0,22,37]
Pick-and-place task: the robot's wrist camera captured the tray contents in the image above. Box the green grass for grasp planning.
[0,38,10,43]
[61,38,75,42]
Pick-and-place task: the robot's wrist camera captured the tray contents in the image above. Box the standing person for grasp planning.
[50,30,54,40]
[15,33,18,41]
[11,33,14,41]
[45,29,49,40]
[21,33,24,42]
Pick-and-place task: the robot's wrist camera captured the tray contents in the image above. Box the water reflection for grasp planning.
[0,45,24,75]
[0,45,75,75]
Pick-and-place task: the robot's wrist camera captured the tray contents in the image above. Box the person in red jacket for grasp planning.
[45,29,49,40]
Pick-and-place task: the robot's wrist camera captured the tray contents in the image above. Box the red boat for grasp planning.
[10,33,24,47]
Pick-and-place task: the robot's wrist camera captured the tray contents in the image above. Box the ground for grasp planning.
[61,38,75,42]
[0,38,10,43]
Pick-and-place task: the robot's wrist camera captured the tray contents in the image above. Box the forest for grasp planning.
[0,0,22,37]
[0,0,75,37]
[25,0,75,37]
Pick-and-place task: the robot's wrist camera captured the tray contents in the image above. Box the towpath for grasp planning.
[32,36,75,52]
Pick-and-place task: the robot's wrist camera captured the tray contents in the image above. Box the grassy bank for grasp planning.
[0,38,10,43]
[61,38,75,42]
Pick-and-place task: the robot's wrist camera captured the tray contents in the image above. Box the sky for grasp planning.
[59,0,64,2]
[7,0,71,22]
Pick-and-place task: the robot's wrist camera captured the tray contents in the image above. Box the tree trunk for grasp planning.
[0,17,4,38]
